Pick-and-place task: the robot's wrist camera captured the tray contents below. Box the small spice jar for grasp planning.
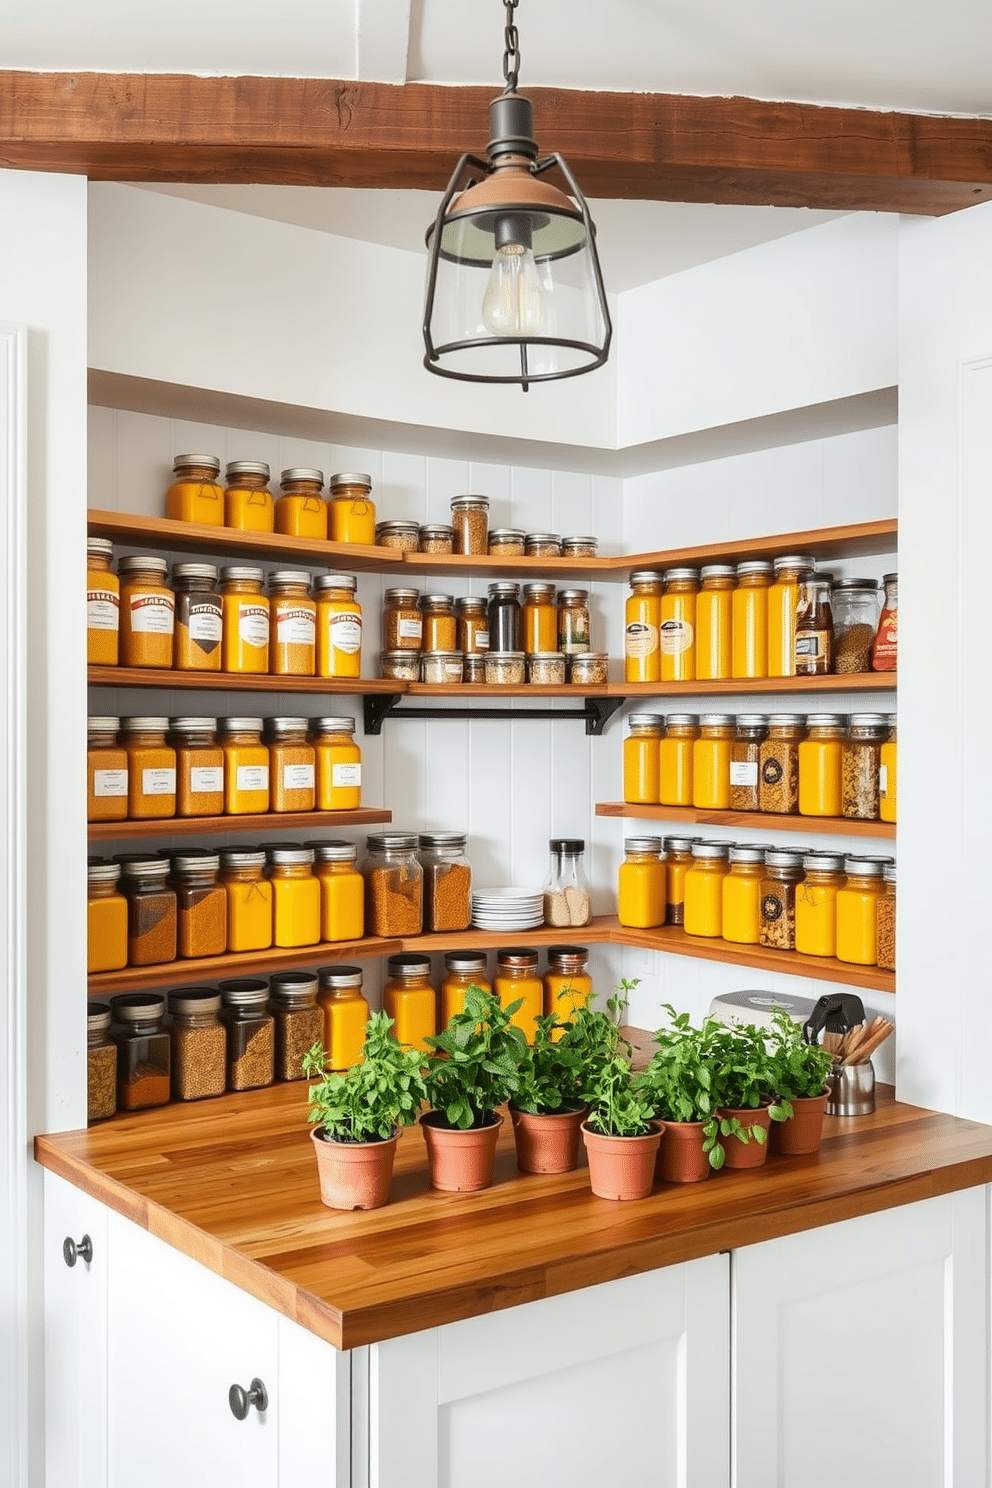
[171,852,227,959]
[220,717,270,815]
[457,596,489,654]
[835,856,887,965]
[440,952,491,1025]
[315,574,363,679]
[694,565,735,681]
[528,652,566,685]
[268,845,321,948]
[562,536,597,559]
[383,955,437,1051]
[794,571,834,676]
[87,537,120,666]
[568,652,608,685]
[463,654,486,683]
[544,838,591,928]
[375,519,420,552]
[731,560,773,680]
[166,453,224,525]
[451,495,489,555]
[683,842,730,938]
[617,836,666,929]
[660,715,698,807]
[487,528,526,557]
[494,949,543,1042]
[419,523,454,555]
[220,566,270,675]
[557,589,590,656]
[420,593,458,653]
[268,570,316,677]
[266,717,316,813]
[880,719,897,824]
[798,713,848,818]
[382,588,423,652]
[623,713,663,805]
[120,855,177,966]
[310,840,365,942]
[311,716,362,811]
[758,714,806,815]
[722,844,767,945]
[767,555,815,678]
[485,651,526,684]
[421,651,464,684]
[87,1002,117,1123]
[224,460,275,533]
[118,556,174,669]
[170,716,224,818]
[269,971,323,1082]
[842,713,889,821]
[692,713,736,811]
[544,945,593,1026]
[330,473,376,546]
[121,716,177,820]
[663,835,698,926]
[488,581,522,653]
[168,987,226,1101]
[317,965,370,1070]
[363,833,423,936]
[276,467,327,540]
[795,851,846,958]
[172,563,222,672]
[419,831,472,932]
[379,650,420,681]
[624,571,664,684]
[759,849,804,951]
[729,714,768,812]
[219,979,275,1091]
[219,848,273,953]
[526,533,562,559]
[876,863,896,972]
[87,859,128,973]
[872,573,898,671]
[110,993,171,1111]
[660,567,699,682]
[87,716,128,823]
[832,578,880,674]
[522,583,558,655]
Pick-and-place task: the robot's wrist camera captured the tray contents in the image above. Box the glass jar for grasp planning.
[220,717,270,814]
[420,524,454,555]
[872,573,898,671]
[118,556,174,669]
[729,714,768,811]
[876,863,896,972]
[694,565,735,681]
[420,649,461,687]
[557,589,590,656]
[168,987,226,1101]
[842,713,889,821]
[420,831,472,932]
[794,571,834,676]
[220,566,270,675]
[87,537,120,666]
[87,716,128,822]
[663,835,698,926]
[731,560,772,679]
[170,716,224,817]
[835,856,888,965]
[121,717,177,819]
[568,653,608,685]
[224,459,274,533]
[269,971,323,1082]
[494,949,543,1042]
[310,840,365,942]
[219,849,273,953]
[363,832,423,935]
[660,714,698,807]
[767,554,815,678]
[266,716,316,813]
[276,467,327,540]
[440,952,491,1027]
[488,528,526,557]
[311,716,362,810]
[375,520,420,552]
[721,844,767,945]
[795,852,846,958]
[660,567,699,682]
[382,588,423,652]
[623,713,663,804]
[562,536,598,559]
[526,533,563,559]
[421,593,458,653]
[624,571,663,684]
[798,713,848,818]
[617,837,666,929]
[120,856,177,966]
[522,583,558,655]
[544,945,592,1027]
[171,851,227,959]
[457,596,489,654]
[330,472,376,545]
[880,720,897,824]
[832,578,880,674]
[544,837,591,927]
[463,654,487,683]
[110,993,171,1111]
[268,845,321,948]
[528,652,566,685]
[488,582,522,653]
[166,453,224,525]
[758,714,806,815]
[315,574,363,679]
[87,1002,117,1123]
[379,649,420,681]
[450,495,489,555]
[683,842,730,938]
[87,859,128,973]
[692,713,735,810]
[758,850,804,951]
[484,651,526,685]
[268,570,316,677]
[219,979,275,1091]
[172,563,222,672]
[383,954,436,1051]
[317,965,370,1070]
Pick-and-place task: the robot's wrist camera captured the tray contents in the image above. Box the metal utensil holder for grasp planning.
[827,1060,875,1116]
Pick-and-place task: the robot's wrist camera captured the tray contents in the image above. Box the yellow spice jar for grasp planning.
[269,570,316,677]
[87,859,128,973]
[623,713,663,805]
[120,716,176,819]
[544,946,592,1028]
[266,716,316,813]
[798,713,847,818]
[695,565,734,681]
[276,467,327,540]
[659,567,698,682]
[879,720,897,823]
[663,835,697,927]
[732,560,773,680]
[310,840,365,943]
[224,459,274,533]
[118,556,174,669]
[692,713,735,810]
[617,837,666,928]
[767,554,815,678]
[220,717,270,814]
[312,716,362,811]
[383,954,437,1052]
[683,842,730,938]
[440,952,491,1026]
[624,571,663,683]
[315,573,363,680]
[317,965,370,1070]
[165,453,224,525]
[220,566,270,675]
[87,717,128,823]
[494,949,544,1044]
[329,472,376,546]
[794,852,845,958]
[268,845,321,948]
[660,714,698,807]
[721,844,767,945]
[87,538,120,666]
[835,856,887,966]
[219,849,274,953]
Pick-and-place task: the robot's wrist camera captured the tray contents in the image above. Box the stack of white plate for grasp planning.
[471,887,544,932]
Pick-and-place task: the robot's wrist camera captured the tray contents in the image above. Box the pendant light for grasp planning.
[423,0,612,392]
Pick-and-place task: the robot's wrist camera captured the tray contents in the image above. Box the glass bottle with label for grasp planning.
[731,561,773,680]
[695,565,735,681]
[266,716,316,813]
[692,714,736,810]
[329,473,376,546]
[660,714,698,806]
[224,459,275,533]
[168,987,227,1101]
[118,556,175,669]
[219,848,273,952]
[383,954,437,1051]
[557,589,590,656]
[457,596,489,655]
[544,946,592,1028]
[663,835,698,926]
[794,571,834,676]
[382,588,423,652]
[171,852,227,959]
[794,851,846,958]
[871,573,898,672]
[220,717,270,814]
[311,716,362,811]
[310,840,364,942]
[220,566,270,674]
[835,856,888,965]
[494,949,543,1042]
[488,581,522,653]
[617,837,666,928]
[120,716,177,819]
[172,563,223,672]
[767,554,815,678]
[268,844,321,948]
[165,453,224,525]
[269,971,324,1081]
[276,467,327,540]
[659,567,698,682]
[879,719,897,823]
[522,583,558,655]
[87,716,128,822]
[87,537,120,665]
[624,571,663,683]
[119,857,177,967]
[315,574,363,679]
[317,965,370,1069]
[219,980,275,1091]
[758,714,806,815]
[87,859,128,973]
[728,715,768,812]
[798,713,847,817]
[440,952,491,1026]
[683,842,730,938]
[170,716,224,817]
[721,844,768,945]
[623,713,663,804]
[269,571,316,677]
[758,850,804,951]
[110,993,171,1110]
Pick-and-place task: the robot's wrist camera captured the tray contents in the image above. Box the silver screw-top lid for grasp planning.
[803,852,846,873]
[87,537,115,560]
[220,565,265,584]
[488,581,521,597]
[308,840,359,863]
[310,717,356,734]
[218,978,270,1009]
[225,460,270,480]
[662,567,700,583]
[171,562,218,583]
[883,862,896,883]
[268,570,312,589]
[219,849,266,870]
[88,716,120,734]
[690,842,731,860]
[843,856,886,877]
[268,971,319,1006]
[766,713,806,728]
[331,473,372,489]
[562,536,597,550]
[662,835,700,852]
[174,453,220,474]
[444,952,488,972]
[557,589,588,602]
[87,860,121,886]
[522,583,557,600]
[699,564,736,580]
[170,853,220,875]
[420,524,454,538]
[120,716,170,733]
[735,560,774,577]
[267,845,315,866]
[526,533,563,545]
[764,849,804,869]
[168,986,222,1017]
[772,553,816,573]
[219,717,264,734]
[487,527,526,541]
[628,712,664,729]
[386,954,432,977]
[265,716,310,737]
[169,716,218,733]
[366,832,419,852]
[848,713,889,729]
[318,964,364,990]
[665,713,700,727]
[384,587,420,603]
[735,713,769,729]
[376,520,420,535]
[119,555,168,576]
[87,1000,112,1032]
[805,713,848,729]
[450,494,489,509]
[421,593,455,610]
[699,713,736,728]
[418,832,467,849]
[456,595,487,612]
[111,992,166,1024]
[728,845,767,864]
[833,577,880,591]
[314,573,357,593]
[624,836,663,853]
[280,467,324,486]
[629,570,665,585]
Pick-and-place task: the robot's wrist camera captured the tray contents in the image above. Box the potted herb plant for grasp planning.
[707,1018,792,1170]
[508,1000,604,1175]
[302,1011,428,1211]
[639,1005,726,1181]
[765,1007,834,1155]
[579,983,662,1200]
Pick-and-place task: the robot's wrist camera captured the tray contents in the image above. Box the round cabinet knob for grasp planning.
[228,1378,268,1421]
[62,1235,93,1268]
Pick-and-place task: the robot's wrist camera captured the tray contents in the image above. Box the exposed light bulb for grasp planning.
[481,241,545,336]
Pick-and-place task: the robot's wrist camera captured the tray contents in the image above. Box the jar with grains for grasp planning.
[692,714,735,811]
[683,842,730,939]
[528,652,566,684]
[310,840,364,942]
[219,849,273,953]
[795,852,846,958]
[166,454,224,525]
[440,952,491,1026]
[624,571,663,684]
[623,714,663,805]
[568,652,609,685]
[871,573,898,671]
[767,555,815,678]
[220,567,270,675]
[660,567,699,682]
[269,971,323,1082]
[835,856,888,965]
[729,715,768,812]
[172,563,222,672]
[695,565,735,681]
[419,524,454,555]
[488,581,521,653]
[87,1002,117,1123]
[121,717,177,820]
[487,528,526,557]
[375,520,420,552]
[421,650,464,684]
[219,980,275,1092]
[617,837,666,929]
[876,863,896,972]
[220,717,270,815]
[168,987,226,1101]
[419,831,472,932]
[722,844,768,945]
[494,949,543,1043]
[268,845,321,948]
[421,593,457,652]
[457,596,489,654]
[317,965,370,1070]
[562,536,597,559]
[266,717,316,813]
[110,993,171,1111]
[311,716,361,810]
[363,832,423,936]
[522,583,557,655]
[484,651,526,685]
[269,571,316,677]
[798,713,847,818]
[383,955,437,1052]
[88,717,128,822]
[463,654,486,683]
[544,946,593,1028]
[170,717,224,818]
[382,588,423,651]
[171,852,228,959]
[314,574,362,679]
[557,589,590,656]
[224,460,275,533]
[379,650,420,681]
[118,556,174,669]
[120,856,177,966]
[276,468,327,540]
[544,838,591,928]
[87,859,128,973]
[450,495,489,555]
[731,561,773,680]
[330,473,376,546]
[759,850,804,951]
[842,714,888,821]
[879,720,897,824]
[758,714,806,815]
[526,533,563,559]
[87,538,119,666]
[832,578,880,675]
[794,571,834,676]
[663,836,698,926]
[660,715,698,807]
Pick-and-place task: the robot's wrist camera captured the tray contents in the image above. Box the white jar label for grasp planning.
[236,764,269,792]
[238,605,270,649]
[660,618,694,655]
[141,767,176,796]
[398,617,423,642]
[729,760,758,786]
[190,767,223,794]
[188,606,222,643]
[475,629,490,651]
[329,615,363,655]
[87,591,119,631]
[93,768,128,798]
[276,609,316,646]
[130,593,175,634]
[625,622,658,658]
[332,763,362,788]
[879,763,889,794]
[282,764,315,791]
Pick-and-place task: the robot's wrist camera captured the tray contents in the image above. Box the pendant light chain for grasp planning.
[501,0,521,94]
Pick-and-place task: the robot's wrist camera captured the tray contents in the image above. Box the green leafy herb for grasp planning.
[581,980,656,1138]
[302,1011,428,1144]
[423,984,527,1129]
[765,1007,834,1100]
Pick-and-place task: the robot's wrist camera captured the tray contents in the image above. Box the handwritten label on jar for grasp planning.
[129,594,175,634]
[276,609,316,646]
[329,615,362,654]
[93,769,128,797]
[729,760,758,786]
[659,619,694,655]
[141,768,176,795]
[235,765,269,792]
[332,763,362,788]
[190,767,224,794]
[87,590,120,631]
[282,764,315,791]
[625,622,658,657]
[238,606,270,648]
[398,617,423,642]
[188,604,222,644]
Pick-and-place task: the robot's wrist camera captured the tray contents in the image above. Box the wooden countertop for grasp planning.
[35,1083,992,1352]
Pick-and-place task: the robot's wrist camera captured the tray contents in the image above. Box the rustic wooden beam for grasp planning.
[2,71,991,214]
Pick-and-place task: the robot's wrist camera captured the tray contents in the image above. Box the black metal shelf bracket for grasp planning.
[363,694,624,736]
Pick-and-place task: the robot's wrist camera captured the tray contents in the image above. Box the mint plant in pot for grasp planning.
[302,1011,428,1211]
[639,1005,728,1182]
[580,984,662,1201]
[765,1007,834,1156]
[509,997,613,1175]
[708,1018,792,1170]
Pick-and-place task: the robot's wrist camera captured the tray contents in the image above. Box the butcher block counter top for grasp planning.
[35,1082,992,1352]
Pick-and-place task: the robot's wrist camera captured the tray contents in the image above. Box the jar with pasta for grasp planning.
[494,949,543,1042]
[220,717,270,814]
[617,837,666,928]
[450,495,489,555]
[268,844,321,948]
[220,566,270,675]
[363,832,423,936]
[659,567,698,682]
[168,987,226,1101]
[118,556,174,669]
[166,453,224,525]
[835,856,887,965]
[876,863,896,972]
[269,570,316,676]
[384,955,437,1051]
[767,555,814,678]
[317,965,370,1070]
[440,952,491,1026]
[120,856,177,967]
[623,713,663,805]
[266,716,316,814]
[330,472,376,546]
[88,717,128,822]
[842,714,888,821]
[172,563,222,672]
[695,565,734,681]
[276,467,327,540]
[683,842,730,938]
[310,840,364,942]
[87,859,128,973]
[522,583,557,655]
[219,980,275,1092]
[798,713,847,818]
[721,844,767,945]
[224,460,274,533]
[729,715,768,811]
[170,716,224,817]
[87,538,119,665]
[544,945,592,1032]
[660,715,698,807]
[219,848,273,952]
[832,578,880,675]
[171,852,227,959]
[121,717,176,820]
[557,589,590,656]
[692,714,735,810]
[110,993,171,1111]
[382,588,422,652]
[421,593,457,653]
[269,971,323,1082]
[311,716,361,810]
[758,850,803,951]
[879,719,897,823]
[758,714,805,815]
[419,831,472,932]
[457,596,489,654]
[794,851,846,958]
[731,561,772,679]
[315,573,363,679]
[663,835,697,926]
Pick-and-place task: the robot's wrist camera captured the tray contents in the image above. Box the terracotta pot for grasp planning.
[656,1119,712,1184]
[310,1127,399,1211]
[581,1120,664,1201]
[421,1110,504,1192]
[716,1104,772,1170]
[770,1089,830,1156]
[510,1103,587,1175]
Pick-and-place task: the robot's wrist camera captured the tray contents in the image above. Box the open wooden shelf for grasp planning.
[88,665,401,694]
[87,508,404,572]
[608,673,897,697]
[596,802,896,840]
[597,517,897,575]
[87,935,402,995]
[88,808,391,842]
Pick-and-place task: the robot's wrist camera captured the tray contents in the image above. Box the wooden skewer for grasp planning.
[823,1030,844,1055]
[843,1018,894,1066]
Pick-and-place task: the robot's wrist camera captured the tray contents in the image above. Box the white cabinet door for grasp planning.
[277,1314,350,1488]
[733,1188,989,1488]
[367,1253,730,1488]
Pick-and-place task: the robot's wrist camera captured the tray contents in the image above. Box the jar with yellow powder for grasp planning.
[224,460,274,533]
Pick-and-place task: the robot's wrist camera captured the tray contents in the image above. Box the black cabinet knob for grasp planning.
[62,1235,93,1267]
[228,1377,268,1421]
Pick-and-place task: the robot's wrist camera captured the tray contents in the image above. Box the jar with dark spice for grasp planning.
[269,971,323,1082]
[729,715,768,811]
[794,571,834,676]
[876,863,896,972]
[168,987,227,1101]
[457,596,489,654]
[557,589,590,655]
[87,1002,117,1123]
[419,523,454,555]
[487,528,525,557]
[463,653,487,682]
[87,716,128,823]
[219,979,275,1091]
[487,582,522,653]
[266,716,316,813]
[419,832,472,932]
[759,850,804,951]
[171,852,227,959]
[375,520,420,552]
[525,533,562,559]
[170,716,224,818]
[110,993,171,1110]
[758,714,806,815]
[363,832,424,936]
[832,578,880,674]
[450,495,489,555]
[382,588,423,651]
[420,594,458,652]
[663,835,698,926]
[842,713,888,820]
[120,855,177,966]
[172,563,222,672]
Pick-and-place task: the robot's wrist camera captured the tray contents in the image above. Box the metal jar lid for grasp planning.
[219,849,266,870]
[419,832,467,849]
[699,713,735,728]
[280,467,324,486]
[111,992,166,1024]
[420,524,454,539]
[662,567,700,583]
[314,573,357,593]
[265,716,310,737]
[488,581,521,597]
[387,954,432,978]
[624,836,663,853]
[557,588,588,602]
[628,712,664,729]
[87,1000,113,1032]
[881,572,897,585]
[699,564,736,580]
[562,536,597,551]
[318,964,364,990]
[546,949,589,973]
[488,527,526,541]
[690,842,730,860]
[546,944,590,961]
[171,562,218,583]
[366,832,419,852]
[376,520,420,537]
[269,971,319,1006]
[421,593,455,610]
[843,856,886,877]
[444,952,488,972]
[628,570,665,585]
[219,717,264,734]
[87,860,121,886]
[384,587,421,604]
[88,716,120,734]
[772,553,816,573]
[496,948,539,967]
[267,845,315,866]
[883,863,896,884]
[665,713,699,728]
[308,839,358,863]
[87,537,115,560]
[225,460,271,480]
[802,852,846,873]
[450,494,490,509]
[735,713,769,729]
[269,570,313,590]
[220,565,265,584]
[117,853,171,879]
[171,852,220,875]
[764,849,804,869]
[169,716,218,733]
[728,845,767,865]
[550,837,584,854]
[522,582,557,601]
[833,576,879,592]
[848,713,889,729]
[310,716,356,734]
[173,453,220,474]
[805,713,848,729]
[168,986,222,1017]
[735,560,774,577]
[456,595,487,612]
[218,978,270,1009]
[331,472,372,489]
[663,835,700,853]
[525,532,562,546]
[119,555,168,576]
[120,716,170,732]
[766,713,806,728]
